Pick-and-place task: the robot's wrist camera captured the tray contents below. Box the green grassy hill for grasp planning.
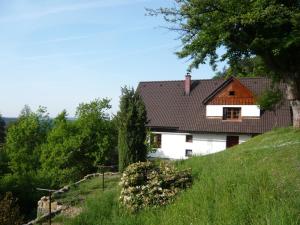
[55,127,300,225]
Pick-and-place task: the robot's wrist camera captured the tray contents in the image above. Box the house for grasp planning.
[137,74,292,159]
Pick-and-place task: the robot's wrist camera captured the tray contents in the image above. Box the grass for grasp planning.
[54,175,120,207]
[49,175,120,224]
[55,127,300,225]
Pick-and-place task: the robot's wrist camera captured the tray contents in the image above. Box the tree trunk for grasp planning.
[286,78,300,128]
[273,110,278,128]
[291,100,300,128]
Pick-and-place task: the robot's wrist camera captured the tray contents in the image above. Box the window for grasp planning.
[151,133,161,148]
[185,149,193,157]
[223,107,241,120]
[186,135,193,143]
[229,91,235,96]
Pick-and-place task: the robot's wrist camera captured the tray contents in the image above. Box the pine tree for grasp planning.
[118,87,147,172]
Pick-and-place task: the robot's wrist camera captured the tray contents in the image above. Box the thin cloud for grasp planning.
[36,35,92,44]
[27,42,176,72]
[81,43,176,65]
[33,24,155,45]
[22,51,98,61]
[0,0,149,23]
[21,42,172,62]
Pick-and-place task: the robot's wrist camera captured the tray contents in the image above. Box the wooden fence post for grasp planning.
[36,188,57,225]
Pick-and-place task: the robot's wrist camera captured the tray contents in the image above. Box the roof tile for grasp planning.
[137,77,292,134]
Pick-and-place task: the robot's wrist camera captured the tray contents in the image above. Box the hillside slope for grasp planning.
[57,127,300,225]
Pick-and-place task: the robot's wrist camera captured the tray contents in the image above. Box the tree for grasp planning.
[0,172,46,221]
[214,56,273,79]
[257,87,283,127]
[40,99,118,186]
[118,87,148,172]
[0,147,9,177]
[75,98,117,169]
[0,114,6,145]
[0,114,8,176]
[1,107,50,219]
[5,106,50,175]
[40,110,82,186]
[148,0,300,128]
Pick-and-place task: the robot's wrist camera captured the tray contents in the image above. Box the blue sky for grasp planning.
[0,0,226,117]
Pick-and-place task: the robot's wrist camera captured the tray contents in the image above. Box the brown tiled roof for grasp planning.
[137,77,292,134]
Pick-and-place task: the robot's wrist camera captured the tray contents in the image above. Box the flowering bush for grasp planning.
[119,161,192,212]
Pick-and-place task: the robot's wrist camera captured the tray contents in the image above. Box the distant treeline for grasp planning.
[2,118,17,125]
[3,117,76,125]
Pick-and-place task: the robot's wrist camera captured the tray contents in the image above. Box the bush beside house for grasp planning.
[119,161,192,212]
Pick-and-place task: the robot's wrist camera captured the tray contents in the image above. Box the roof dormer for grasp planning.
[203,77,255,105]
[204,77,260,120]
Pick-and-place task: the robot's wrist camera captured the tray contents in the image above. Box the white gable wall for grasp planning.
[150,132,252,159]
[206,105,260,117]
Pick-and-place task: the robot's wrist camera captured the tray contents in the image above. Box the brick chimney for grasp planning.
[184,72,191,95]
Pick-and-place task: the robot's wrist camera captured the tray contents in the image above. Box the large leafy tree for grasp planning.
[75,98,118,169]
[148,0,300,128]
[5,106,50,174]
[2,106,50,219]
[40,99,118,187]
[40,110,82,186]
[118,87,148,172]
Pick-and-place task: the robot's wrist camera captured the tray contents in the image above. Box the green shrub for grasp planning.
[119,161,192,212]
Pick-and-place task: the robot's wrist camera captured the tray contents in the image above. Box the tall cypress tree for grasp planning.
[118,87,147,172]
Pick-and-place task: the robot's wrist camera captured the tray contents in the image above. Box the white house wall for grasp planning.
[206,105,260,117]
[150,132,252,159]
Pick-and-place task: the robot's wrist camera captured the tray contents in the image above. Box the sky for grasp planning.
[0,0,226,117]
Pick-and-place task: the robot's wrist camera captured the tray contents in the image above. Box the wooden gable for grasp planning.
[207,78,255,105]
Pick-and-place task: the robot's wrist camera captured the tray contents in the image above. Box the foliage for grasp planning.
[0,114,8,175]
[147,1,300,74]
[119,161,192,212]
[0,192,23,225]
[214,56,274,79]
[0,147,9,177]
[118,87,148,172]
[145,129,158,154]
[40,99,118,187]
[0,114,6,145]
[257,88,283,111]
[52,127,300,225]
[0,173,47,220]
[148,0,300,127]
[0,107,51,220]
[257,87,284,127]
[40,110,82,186]
[0,100,118,222]
[75,98,117,168]
[5,106,50,175]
